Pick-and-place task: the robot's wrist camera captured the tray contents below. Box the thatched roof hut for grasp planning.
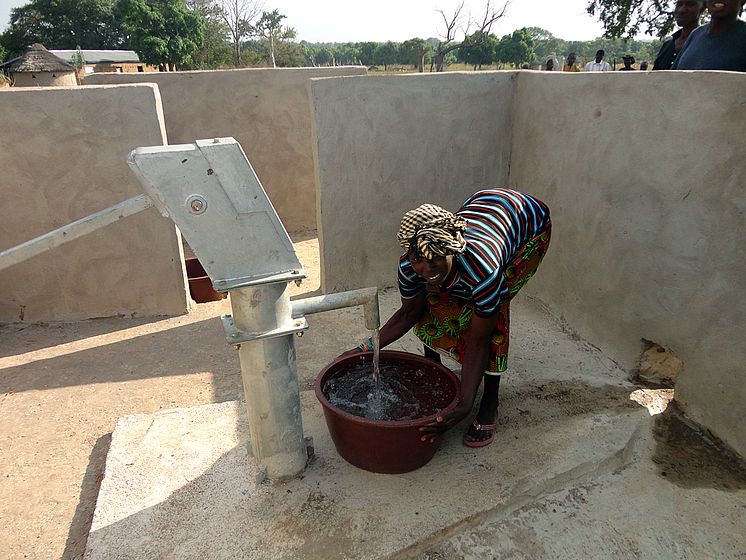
[4,43,78,87]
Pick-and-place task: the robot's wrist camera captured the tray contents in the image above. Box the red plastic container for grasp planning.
[184,257,224,303]
[315,350,461,474]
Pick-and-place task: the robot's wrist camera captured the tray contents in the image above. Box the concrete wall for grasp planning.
[88,62,159,73]
[310,72,516,292]
[311,70,745,457]
[0,84,189,323]
[85,67,367,231]
[12,71,78,87]
[509,71,746,458]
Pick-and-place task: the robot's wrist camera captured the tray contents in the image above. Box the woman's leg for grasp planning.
[463,225,550,446]
[463,300,508,446]
[464,373,500,445]
[477,373,501,422]
[423,345,442,364]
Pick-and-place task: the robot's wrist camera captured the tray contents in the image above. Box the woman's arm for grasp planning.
[343,291,426,356]
[457,313,498,410]
[420,312,498,439]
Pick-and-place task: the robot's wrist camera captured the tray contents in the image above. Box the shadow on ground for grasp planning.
[0,317,162,358]
[0,316,241,400]
[63,434,112,560]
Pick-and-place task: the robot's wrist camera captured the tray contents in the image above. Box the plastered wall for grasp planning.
[12,72,78,87]
[85,67,367,231]
[312,70,745,457]
[509,70,746,458]
[310,72,516,292]
[0,84,189,322]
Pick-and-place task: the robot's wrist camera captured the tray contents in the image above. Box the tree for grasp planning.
[525,27,567,64]
[399,37,429,68]
[214,0,262,66]
[332,43,361,65]
[373,41,398,70]
[251,9,296,68]
[70,46,86,71]
[186,0,233,68]
[587,0,675,38]
[313,46,333,66]
[432,0,508,71]
[120,0,204,70]
[238,42,264,66]
[495,28,534,68]
[272,40,307,67]
[457,31,498,69]
[68,45,85,84]
[357,42,378,66]
[0,0,124,58]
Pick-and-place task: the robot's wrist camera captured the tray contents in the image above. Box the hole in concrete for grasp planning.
[633,339,682,388]
[652,405,746,491]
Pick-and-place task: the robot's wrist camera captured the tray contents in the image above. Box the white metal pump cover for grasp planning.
[128,138,304,290]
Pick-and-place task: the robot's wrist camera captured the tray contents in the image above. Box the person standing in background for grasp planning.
[673,0,746,70]
[563,53,581,71]
[653,0,706,69]
[584,50,612,71]
[618,55,637,70]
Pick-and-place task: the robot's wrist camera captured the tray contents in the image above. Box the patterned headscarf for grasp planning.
[397,203,468,259]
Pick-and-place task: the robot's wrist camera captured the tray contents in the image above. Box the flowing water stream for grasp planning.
[372,328,381,385]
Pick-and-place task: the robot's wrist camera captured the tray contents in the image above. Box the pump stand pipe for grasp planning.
[291,287,380,331]
[229,282,308,483]
[223,285,380,481]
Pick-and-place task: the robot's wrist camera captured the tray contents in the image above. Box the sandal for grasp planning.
[463,419,496,448]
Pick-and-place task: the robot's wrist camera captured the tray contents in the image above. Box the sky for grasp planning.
[0,0,611,42]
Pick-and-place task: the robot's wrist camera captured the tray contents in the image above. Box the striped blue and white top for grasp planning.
[398,188,551,317]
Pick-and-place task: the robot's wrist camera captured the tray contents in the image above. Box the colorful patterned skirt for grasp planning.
[413,225,551,373]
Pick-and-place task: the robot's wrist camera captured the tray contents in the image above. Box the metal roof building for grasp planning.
[49,50,142,64]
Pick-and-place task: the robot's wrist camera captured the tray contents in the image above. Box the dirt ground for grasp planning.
[0,231,355,560]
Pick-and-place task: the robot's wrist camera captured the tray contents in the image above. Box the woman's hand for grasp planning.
[339,347,364,359]
[339,336,373,359]
[418,402,471,443]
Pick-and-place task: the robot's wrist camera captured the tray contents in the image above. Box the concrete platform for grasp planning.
[83,296,746,559]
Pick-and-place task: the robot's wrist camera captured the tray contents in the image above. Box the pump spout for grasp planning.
[291,287,380,330]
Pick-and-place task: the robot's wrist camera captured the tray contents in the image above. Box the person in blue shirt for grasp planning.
[673,0,746,71]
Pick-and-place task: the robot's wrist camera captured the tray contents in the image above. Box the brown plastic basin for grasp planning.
[184,257,224,303]
[315,350,461,474]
